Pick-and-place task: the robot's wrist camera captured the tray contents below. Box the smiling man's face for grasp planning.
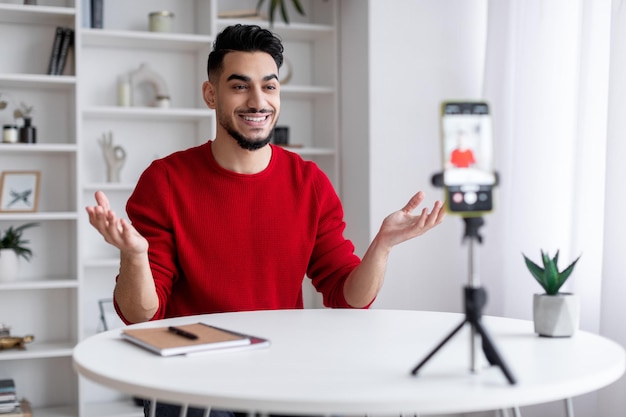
[205,51,281,151]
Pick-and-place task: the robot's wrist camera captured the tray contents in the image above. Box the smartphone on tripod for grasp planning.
[441,101,496,215]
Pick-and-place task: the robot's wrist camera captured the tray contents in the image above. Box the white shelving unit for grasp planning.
[0,0,339,415]
[0,1,80,416]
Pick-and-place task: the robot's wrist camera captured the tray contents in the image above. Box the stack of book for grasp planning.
[0,379,31,417]
[0,379,19,414]
[47,26,74,75]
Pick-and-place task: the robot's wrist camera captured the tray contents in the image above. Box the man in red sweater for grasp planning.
[449,130,476,168]
[86,24,444,417]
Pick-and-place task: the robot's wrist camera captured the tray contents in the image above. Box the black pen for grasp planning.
[168,326,198,340]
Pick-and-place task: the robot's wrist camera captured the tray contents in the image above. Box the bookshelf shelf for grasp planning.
[0,342,74,361]
[0,279,78,291]
[0,212,78,221]
[82,106,213,121]
[0,74,76,88]
[0,143,77,153]
[82,182,135,192]
[282,146,335,156]
[0,3,75,25]
[81,28,213,51]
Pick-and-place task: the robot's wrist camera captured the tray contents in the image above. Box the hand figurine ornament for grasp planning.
[98,131,126,183]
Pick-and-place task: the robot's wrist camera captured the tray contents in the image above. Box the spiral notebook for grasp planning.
[121,322,268,357]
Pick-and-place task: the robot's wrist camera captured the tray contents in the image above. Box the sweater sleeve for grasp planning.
[125,160,177,321]
[306,169,362,308]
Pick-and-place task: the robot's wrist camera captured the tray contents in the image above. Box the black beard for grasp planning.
[224,125,272,151]
[217,106,275,151]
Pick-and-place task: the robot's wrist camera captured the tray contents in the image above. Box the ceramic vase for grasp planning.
[19,118,36,143]
[0,249,19,282]
[533,292,580,337]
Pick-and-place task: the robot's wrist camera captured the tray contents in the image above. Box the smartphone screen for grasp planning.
[441,101,495,214]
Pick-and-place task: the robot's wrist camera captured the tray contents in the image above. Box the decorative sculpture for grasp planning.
[128,62,171,108]
[98,131,126,183]
[0,325,34,350]
[0,334,34,350]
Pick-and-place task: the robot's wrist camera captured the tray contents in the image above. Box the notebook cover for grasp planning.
[121,322,252,356]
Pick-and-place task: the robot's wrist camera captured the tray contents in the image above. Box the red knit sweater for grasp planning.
[121,142,362,322]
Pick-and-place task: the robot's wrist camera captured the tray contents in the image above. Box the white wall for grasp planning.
[340,0,487,313]
[338,0,371,263]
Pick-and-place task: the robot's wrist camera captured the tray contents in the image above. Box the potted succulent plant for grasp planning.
[0,222,38,282]
[523,250,581,337]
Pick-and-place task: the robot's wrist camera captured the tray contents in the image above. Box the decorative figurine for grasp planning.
[127,63,171,108]
[98,131,126,183]
[0,334,34,350]
[0,325,34,350]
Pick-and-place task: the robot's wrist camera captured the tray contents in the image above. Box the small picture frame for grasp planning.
[98,299,125,331]
[0,171,41,213]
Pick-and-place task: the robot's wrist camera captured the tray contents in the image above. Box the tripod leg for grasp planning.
[473,320,517,384]
[411,320,467,375]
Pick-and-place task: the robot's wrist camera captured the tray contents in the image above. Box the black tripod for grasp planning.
[410,216,516,385]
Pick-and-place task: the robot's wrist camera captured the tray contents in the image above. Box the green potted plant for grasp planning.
[523,250,581,337]
[256,0,305,26]
[0,222,38,282]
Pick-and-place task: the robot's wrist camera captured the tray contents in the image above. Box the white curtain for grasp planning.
[480,0,625,415]
[598,1,626,414]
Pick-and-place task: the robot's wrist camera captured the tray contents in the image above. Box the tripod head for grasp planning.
[463,216,485,244]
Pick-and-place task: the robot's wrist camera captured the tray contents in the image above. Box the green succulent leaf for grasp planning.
[291,0,305,15]
[279,0,290,25]
[541,251,559,294]
[269,0,279,25]
[256,0,264,14]
[523,254,548,291]
[523,250,581,295]
[558,254,581,285]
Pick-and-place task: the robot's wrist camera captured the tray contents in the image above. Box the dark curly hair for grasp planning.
[207,24,284,82]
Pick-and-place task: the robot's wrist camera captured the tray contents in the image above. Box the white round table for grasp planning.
[73,309,625,415]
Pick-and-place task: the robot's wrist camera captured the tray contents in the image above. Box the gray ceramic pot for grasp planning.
[533,293,580,337]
